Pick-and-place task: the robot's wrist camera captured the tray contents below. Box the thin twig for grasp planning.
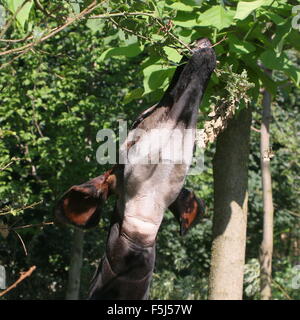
[90,11,156,19]
[0,158,20,171]
[0,47,31,70]
[0,221,53,231]
[285,209,300,218]
[211,36,227,48]
[34,0,56,19]
[0,200,43,215]
[0,266,36,297]
[92,11,193,53]
[12,230,28,256]
[13,221,54,230]
[0,34,32,43]
[154,17,192,53]
[273,203,300,218]
[251,126,261,133]
[1,5,192,62]
[109,17,152,42]
[272,279,292,300]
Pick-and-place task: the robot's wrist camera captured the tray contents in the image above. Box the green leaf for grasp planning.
[262,10,285,25]
[103,32,119,45]
[152,0,166,18]
[173,11,198,27]
[260,50,285,70]
[286,29,300,51]
[86,18,105,33]
[70,2,80,15]
[166,2,194,12]
[118,29,126,41]
[0,4,6,28]
[163,47,182,63]
[123,35,138,46]
[284,66,300,87]
[259,50,300,87]
[234,0,273,20]
[143,64,175,94]
[244,58,277,95]
[98,43,144,61]
[123,88,144,104]
[228,34,256,54]
[198,6,235,30]
[178,29,196,43]
[271,19,292,52]
[6,0,33,29]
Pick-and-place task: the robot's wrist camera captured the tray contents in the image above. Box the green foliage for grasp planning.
[246,72,300,300]
[234,0,274,20]
[99,43,144,61]
[4,0,33,30]
[244,259,260,298]
[0,20,145,299]
[198,6,235,30]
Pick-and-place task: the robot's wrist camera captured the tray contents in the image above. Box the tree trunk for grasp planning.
[259,87,274,300]
[65,228,84,300]
[208,107,251,300]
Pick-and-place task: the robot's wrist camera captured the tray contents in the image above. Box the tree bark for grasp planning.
[65,228,84,300]
[208,107,251,300]
[259,87,274,300]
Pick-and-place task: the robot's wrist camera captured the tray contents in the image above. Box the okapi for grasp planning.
[55,38,216,299]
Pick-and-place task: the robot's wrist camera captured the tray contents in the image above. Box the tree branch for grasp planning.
[272,279,292,300]
[0,266,36,297]
[0,200,42,216]
[0,0,103,57]
[12,230,28,256]
[90,11,156,19]
[13,221,54,230]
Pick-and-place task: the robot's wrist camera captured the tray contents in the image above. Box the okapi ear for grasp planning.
[168,188,205,236]
[54,172,116,229]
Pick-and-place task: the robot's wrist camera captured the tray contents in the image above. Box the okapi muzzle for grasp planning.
[54,38,216,300]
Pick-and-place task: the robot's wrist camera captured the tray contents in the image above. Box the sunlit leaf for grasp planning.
[86,18,105,33]
[234,0,273,20]
[198,6,235,30]
[98,43,144,61]
[173,11,198,27]
[166,2,194,12]
[228,34,256,54]
[5,0,33,29]
[163,47,182,63]
[143,64,175,94]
